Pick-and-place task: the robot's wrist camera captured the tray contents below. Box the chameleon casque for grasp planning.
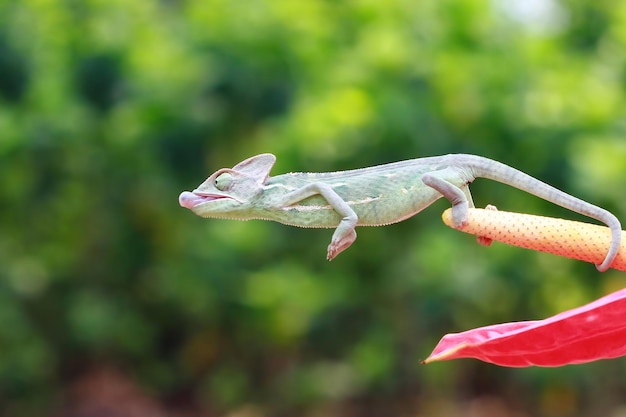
[179,153,621,271]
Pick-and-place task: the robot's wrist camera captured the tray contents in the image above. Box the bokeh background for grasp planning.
[2,0,626,416]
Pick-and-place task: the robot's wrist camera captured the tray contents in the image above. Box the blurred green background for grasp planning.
[2,0,626,416]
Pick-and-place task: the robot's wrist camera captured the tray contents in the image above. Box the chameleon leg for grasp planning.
[283,183,358,260]
[462,186,476,209]
[421,171,470,228]
[422,171,495,245]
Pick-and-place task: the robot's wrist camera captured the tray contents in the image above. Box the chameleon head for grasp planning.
[178,154,276,219]
[178,169,261,218]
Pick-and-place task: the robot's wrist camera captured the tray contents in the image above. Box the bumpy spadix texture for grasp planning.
[442,208,625,271]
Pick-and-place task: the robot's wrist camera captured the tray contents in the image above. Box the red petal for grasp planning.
[424,288,626,367]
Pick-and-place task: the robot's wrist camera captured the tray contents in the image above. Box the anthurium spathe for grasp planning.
[424,288,626,367]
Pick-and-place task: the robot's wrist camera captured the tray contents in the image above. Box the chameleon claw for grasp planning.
[326,243,344,261]
[327,245,343,261]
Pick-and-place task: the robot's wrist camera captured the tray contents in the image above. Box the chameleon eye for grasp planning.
[214,172,233,191]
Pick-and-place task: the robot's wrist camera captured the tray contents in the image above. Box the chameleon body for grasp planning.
[179,153,621,271]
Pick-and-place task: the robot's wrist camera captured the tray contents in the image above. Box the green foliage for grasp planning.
[2,0,626,415]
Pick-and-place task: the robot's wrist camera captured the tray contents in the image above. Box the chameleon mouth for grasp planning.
[178,191,227,209]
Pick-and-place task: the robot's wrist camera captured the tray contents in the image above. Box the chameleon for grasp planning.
[179,153,621,271]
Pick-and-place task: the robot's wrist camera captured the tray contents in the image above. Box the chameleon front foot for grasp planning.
[327,229,357,261]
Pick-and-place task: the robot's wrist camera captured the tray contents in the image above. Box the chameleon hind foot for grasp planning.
[476,204,497,246]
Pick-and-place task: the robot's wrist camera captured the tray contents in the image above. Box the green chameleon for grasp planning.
[179,153,621,271]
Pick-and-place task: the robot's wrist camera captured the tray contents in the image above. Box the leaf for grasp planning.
[424,288,626,367]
